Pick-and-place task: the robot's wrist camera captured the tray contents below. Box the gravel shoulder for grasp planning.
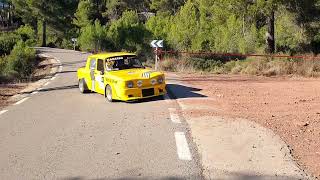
[166,72,318,179]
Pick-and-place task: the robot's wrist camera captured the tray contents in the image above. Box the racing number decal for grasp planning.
[96,75,104,89]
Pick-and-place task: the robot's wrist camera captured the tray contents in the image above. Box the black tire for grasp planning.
[105,85,113,102]
[79,79,89,93]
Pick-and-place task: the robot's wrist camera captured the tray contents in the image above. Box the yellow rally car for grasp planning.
[77,52,166,102]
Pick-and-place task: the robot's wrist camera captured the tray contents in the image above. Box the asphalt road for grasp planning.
[0,48,203,180]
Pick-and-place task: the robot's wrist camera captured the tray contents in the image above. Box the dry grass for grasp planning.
[159,57,197,73]
[159,56,320,77]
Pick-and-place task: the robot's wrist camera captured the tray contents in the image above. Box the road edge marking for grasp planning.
[14,97,30,105]
[175,132,192,161]
[0,110,8,115]
[169,108,181,124]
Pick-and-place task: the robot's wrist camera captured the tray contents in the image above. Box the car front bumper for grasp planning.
[116,84,167,101]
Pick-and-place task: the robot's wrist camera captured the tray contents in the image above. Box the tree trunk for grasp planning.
[266,10,275,54]
[8,3,11,26]
[42,20,46,47]
[2,3,5,27]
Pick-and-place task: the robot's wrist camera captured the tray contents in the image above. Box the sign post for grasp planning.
[71,38,77,51]
[150,40,163,70]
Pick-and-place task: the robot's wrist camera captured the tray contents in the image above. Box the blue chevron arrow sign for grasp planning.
[151,40,164,48]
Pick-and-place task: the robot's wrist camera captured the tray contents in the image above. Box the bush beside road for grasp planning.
[0,54,58,110]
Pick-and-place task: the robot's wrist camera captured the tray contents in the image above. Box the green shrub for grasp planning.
[186,57,223,72]
[79,20,111,52]
[275,10,308,53]
[16,25,37,46]
[61,38,75,50]
[5,41,37,79]
[0,32,19,56]
[108,11,150,52]
[0,56,7,76]
[0,25,37,57]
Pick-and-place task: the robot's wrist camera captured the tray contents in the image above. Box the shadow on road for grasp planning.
[57,70,78,74]
[125,95,166,104]
[166,84,207,99]
[20,85,79,95]
[38,85,78,92]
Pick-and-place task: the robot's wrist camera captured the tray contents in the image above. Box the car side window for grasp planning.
[90,58,96,70]
[97,59,104,72]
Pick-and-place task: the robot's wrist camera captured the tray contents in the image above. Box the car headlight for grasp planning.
[151,79,157,85]
[157,76,164,84]
[127,81,134,88]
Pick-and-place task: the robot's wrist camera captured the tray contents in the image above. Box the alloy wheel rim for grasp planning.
[107,89,112,100]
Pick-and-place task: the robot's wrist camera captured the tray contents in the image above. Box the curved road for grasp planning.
[0,48,203,179]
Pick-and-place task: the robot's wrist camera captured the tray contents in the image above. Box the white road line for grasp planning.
[14,97,30,105]
[169,108,181,124]
[51,76,56,81]
[44,82,50,86]
[175,132,192,161]
[31,91,39,95]
[0,110,8,115]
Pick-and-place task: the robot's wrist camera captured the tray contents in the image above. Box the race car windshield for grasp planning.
[106,56,144,71]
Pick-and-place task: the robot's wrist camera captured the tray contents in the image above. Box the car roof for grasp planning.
[89,52,136,59]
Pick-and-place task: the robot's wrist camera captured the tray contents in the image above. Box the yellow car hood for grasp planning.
[106,68,164,81]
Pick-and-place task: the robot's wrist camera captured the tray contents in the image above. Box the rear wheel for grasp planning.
[79,79,89,93]
[105,85,113,102]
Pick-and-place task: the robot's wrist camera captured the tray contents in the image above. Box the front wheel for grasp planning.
[105,85,113,102]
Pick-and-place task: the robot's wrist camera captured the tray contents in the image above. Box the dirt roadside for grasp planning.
[0,54,59,109]
[166,73,319,179]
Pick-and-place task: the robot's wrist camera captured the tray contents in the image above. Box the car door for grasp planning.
[89,58,96,92]
[95,59,105,94]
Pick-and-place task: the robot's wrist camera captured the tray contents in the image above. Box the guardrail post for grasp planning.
[155,47,158,71]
